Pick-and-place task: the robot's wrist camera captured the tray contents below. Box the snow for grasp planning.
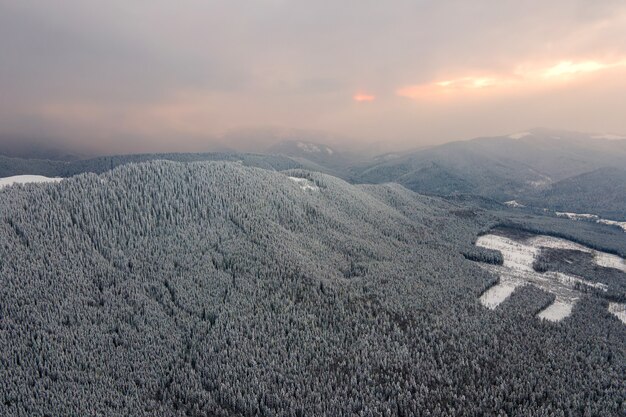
[608,303,626,324]
[479,282,521,309]
[288,176,319,191]
[555,211,626,232]
[527,178,552,188]
[474,233,619,322]
[0,175,62,189]
[476,234,537,272]
[555,212,599,220]
[597,219,626,232]
[509,132,532,139]
[594,252,626,272]
[591,134,626,140]
[537,298,575,322]
[325,147,334,155]
[297,142,321,153]
[504,200,525,208]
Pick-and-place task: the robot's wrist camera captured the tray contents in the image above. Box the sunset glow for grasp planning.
[542,60,626,78]
[398,58,626,100]
[353,94,376,102]
[1,1,626,151]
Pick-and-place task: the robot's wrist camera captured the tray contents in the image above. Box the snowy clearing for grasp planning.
[0,175,62,189]
[591,134,626,140]
[479,282,521,309]
[297,142,321,153]
[608,303,626,324]
[594,252,626,272]
[537,299,575,322]
[555,212,599,220]
[597,219,626,232]
[288,176,319,191]
[474,233,620,322]
[504,200,525,208]
[555,211,626,232]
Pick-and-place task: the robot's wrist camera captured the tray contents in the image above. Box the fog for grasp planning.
[1,0,626,154]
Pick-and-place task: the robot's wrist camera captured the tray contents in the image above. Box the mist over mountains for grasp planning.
[3,128,625,220]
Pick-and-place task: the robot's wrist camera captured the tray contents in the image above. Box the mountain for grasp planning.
[0,151,303,178]
[522,167,626,220]
[0,135,90,161]
[266,139,367,179]
[356,128,626,203]
[0,160,624,416]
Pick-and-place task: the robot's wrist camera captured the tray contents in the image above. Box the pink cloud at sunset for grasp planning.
[353,94,376,102]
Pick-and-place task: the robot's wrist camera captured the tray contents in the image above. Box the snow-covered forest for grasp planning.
[0,160,624,416]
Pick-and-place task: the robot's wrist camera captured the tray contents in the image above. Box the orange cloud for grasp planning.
[397,58,626,100]
[353,93,375,102]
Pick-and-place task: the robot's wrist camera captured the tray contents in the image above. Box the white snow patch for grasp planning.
[509,132,532,139]
[325,147,334,155]
[297,142,321,153]
[537,298,575,322]
[504,200,525,208]
[476,234,538,272]
[479,282,521,309]
[288,176,319,191]
[556,211,626,233]
[527,178,552,188]
[591,134,626,140]
[608,303,626,324]
[556,212,599,220]
[0,175,62,189]
[597,219,626,232]
[594,252,626,272]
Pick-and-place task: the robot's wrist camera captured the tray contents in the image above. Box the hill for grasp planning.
[266,139,366,179]
[522,167,626,220]
[356,129,626,200]
[0,151,302,178]
[0,161,624,416]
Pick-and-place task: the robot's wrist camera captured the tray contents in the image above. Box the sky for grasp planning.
[1,0,626,154]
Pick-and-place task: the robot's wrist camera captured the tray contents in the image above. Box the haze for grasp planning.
[1,0,626,154]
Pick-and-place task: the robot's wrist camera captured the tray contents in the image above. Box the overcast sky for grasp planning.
[1,0,626,153]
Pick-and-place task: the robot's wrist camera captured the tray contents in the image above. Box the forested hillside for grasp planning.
[0,152,302,178]
[354,130,626,206]
[0,161,624,416]
[521,167,626,220]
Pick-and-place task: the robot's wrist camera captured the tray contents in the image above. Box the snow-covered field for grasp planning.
[0,175,62,189]
[608,303,626,324]
[597,219,626,232]
[537,298,576,322]
[475,233,622,323]
[591,134,626,140]
[555,212,599,220]
[504,200,525,208]
[288,176,319,191]
[556,211,626,232]
[479,282,520,310]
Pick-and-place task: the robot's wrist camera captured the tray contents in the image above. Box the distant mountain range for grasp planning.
[2,128,625,219]
[351,129,626,219]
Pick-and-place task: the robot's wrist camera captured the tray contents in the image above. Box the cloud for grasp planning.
[396,57,626,100]
[1,0,626,152]
[353,94,376,102]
